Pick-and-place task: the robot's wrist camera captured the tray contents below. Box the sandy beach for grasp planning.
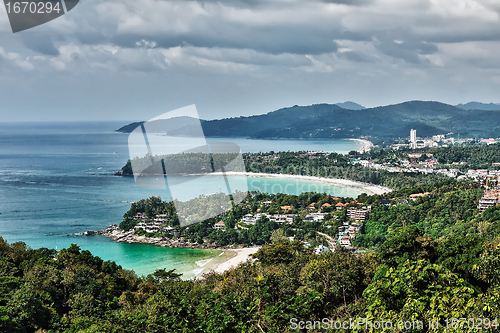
[210,247,261,274]
[348,138,374,153]
[216,171,392,195]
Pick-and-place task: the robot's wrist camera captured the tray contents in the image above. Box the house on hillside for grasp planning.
[478,189,500,213]
[242,214,257,225]
[339,236,351,247]
[409,192,430,200]
[214,221,225,230]
[304,213,326,222]
[335,202,347,210]
[347,206,371,222]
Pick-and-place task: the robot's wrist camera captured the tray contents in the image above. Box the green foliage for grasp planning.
[7,162,500,331]
[363,259,478,328]
[1,229,500,332]
[356,181,484,248]
[252,240,310,266]
[119,219,137,231]
[121,152,245,176]
[378,226,437,268]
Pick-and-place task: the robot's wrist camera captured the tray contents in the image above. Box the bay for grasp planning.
[0,121,362,277]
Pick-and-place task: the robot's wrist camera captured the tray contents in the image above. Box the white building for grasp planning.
[242,214,257,224]
[339,236,351,247]
[214,221,225,229]
[410,129,417,149]
[304,213,326,222]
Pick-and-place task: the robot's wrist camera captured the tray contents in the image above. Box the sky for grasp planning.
[0,0,500,122]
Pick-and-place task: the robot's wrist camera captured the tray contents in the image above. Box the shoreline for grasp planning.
[117,170,392,195]
[89,164,390,275]
[348,138,374,154]
[213,171,392,195]
[82,225,240,251]
[209,247,260,274]
[80,225,260,276]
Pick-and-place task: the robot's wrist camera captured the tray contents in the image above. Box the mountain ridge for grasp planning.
[116,100,500,140]
[456,101,500,111]
[335,101,365,110]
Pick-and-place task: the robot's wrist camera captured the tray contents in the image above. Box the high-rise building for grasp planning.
[410,129,417,149]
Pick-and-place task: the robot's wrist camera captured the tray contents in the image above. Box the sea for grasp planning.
[0,121,363,278]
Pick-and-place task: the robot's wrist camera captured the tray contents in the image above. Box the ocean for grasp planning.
[0,121,362,278]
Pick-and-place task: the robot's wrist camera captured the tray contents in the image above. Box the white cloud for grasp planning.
[0,47,34,71]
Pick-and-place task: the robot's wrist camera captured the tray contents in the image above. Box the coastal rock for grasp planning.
[83,224,237,250]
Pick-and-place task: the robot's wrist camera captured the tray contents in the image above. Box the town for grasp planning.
[353,129,500,179]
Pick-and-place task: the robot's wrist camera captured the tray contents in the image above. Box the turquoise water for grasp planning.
[0,122,362,277]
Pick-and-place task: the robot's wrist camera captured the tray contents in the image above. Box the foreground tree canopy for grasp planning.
[1,229,500,331]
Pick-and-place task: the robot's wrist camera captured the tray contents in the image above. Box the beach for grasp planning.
[82,225,262,276]
[348,138,374,153]
[210,247,261,274]
[217,171,392,195]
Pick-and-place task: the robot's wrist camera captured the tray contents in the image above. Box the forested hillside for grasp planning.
[117,101,500,140]
[3,181,500,332]
[1,222,500,332]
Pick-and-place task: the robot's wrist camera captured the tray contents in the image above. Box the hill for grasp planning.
[4,180,500,332]
[116,117,206,135]
[201,100,500,140]
[456,101,500,111]
[335,101,365,110]
[117,101,500,140]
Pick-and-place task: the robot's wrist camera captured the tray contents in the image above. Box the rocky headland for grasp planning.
[81,225,240,250]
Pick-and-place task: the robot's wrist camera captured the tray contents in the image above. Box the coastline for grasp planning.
[209,247,260,274]
[81,225,259,276]
[82,225,237,250]
[215,171,392,195]
[348,138,374,154]
[89,166,391,276]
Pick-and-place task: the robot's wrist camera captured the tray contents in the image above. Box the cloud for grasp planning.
[2,0,500,121]
[22,35,61,56]
[375,39,438,64]
[0,47,34,71]
[2,0,500,72]
[319,0,373,5]
[339,50,373,63]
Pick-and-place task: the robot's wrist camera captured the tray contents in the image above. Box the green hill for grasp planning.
[202,101,500,140]
[117,101,500,140]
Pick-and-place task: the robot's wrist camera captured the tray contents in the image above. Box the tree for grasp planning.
[378,226,437,268]
[252,240,309,266]
[299,251,367,309]
[270,229,287,243]
[364,259,477,327]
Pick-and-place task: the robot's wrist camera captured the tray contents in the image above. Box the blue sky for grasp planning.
[0,0,500,121]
